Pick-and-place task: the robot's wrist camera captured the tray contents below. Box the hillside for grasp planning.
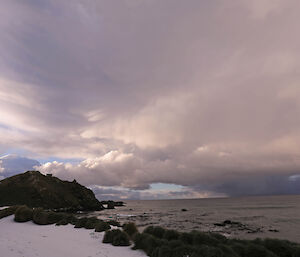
[0,171,104,211]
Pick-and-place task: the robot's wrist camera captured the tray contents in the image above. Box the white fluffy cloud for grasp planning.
[36,144,300,197]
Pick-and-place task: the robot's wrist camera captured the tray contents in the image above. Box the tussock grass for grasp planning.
[33,208,68,225]
[95,221,111,232]
[132,226,300,257]
[0,206,18,219]
[14,205,33,222]
[103,229,131,246]
[123,222,138,239]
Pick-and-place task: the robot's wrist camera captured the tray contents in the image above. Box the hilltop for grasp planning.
[0,171,104,211]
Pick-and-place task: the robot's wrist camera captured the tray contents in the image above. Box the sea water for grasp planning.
[92,195,300,243]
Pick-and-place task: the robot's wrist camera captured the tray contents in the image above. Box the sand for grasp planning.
[0,215,147,257]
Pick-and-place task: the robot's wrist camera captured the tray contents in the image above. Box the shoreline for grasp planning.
[93,195,300,243]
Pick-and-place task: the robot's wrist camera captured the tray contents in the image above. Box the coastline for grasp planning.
[94,195,300,243]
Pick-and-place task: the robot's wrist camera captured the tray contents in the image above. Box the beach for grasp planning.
[0,215,146,257]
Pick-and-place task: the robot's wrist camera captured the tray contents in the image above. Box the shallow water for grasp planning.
[92,195,300,243]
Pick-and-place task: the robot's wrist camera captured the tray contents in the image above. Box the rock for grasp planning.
[214,222,226,227]
[107,201,115,209]
[181,208,188,212]
[268,229,279,233]
[214,220,242,227]
[223,220,241,225]
[100,200,125,209]
[114,201,125,207]
[214,219,264,234]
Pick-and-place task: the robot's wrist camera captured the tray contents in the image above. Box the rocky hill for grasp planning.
[0,171,104,211]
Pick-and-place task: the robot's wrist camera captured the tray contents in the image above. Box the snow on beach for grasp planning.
[0,215,147,257]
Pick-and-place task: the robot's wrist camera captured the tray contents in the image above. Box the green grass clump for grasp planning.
[155,245,173,257]
[132,225,300,257]
[195,244,223,257]
[143,226,166,239]
[0,206,18,219]
[132,233,153,251]
[103,229,131,246]
[74,217,104,229]
[245,243,277,257]
[263,238,296,257]
[123,222,138,238]
[133,233,165,256]
[192,231,219,246]
[95,221,111,232]
[133,234,195,257]
[179,232,194,245]
[84,217,101,229]
[56,219,69,226]
[163,229,180,241]
[74,217,88,228]
[14,205,33,222]
[55,213,77,226]
[103,229,117,243]
[32,208,66,225]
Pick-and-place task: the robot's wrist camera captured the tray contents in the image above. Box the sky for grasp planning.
[1,0,300,200]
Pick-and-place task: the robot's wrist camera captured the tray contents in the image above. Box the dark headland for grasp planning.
[0,170,104,211]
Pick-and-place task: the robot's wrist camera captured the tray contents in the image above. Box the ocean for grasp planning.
[92,195,300,243]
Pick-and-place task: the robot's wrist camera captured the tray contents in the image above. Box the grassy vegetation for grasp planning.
[84,217,101,229]
[73,217,106,229]
[0,206,18,219]
[95,221,111,232]
[132,226,300,257]
[103,229,131,246]
[14,205,33,222]
[74,217,91,228]
[123,222,138,239]
[32,208,71,225]
[0,205,112,232]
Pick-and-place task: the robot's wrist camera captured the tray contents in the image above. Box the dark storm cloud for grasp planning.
[191,173,300,197]
[1,0,300,197]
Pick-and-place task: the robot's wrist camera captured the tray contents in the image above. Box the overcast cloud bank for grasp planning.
[1,0,300,198]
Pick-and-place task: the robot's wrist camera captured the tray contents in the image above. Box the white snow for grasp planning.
[0,215,147,257]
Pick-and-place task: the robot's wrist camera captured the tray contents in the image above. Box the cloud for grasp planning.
[90,185,222,201]
[0,154,40,177]
[37,150,149,189]
[239,0,285,19]
[36,145,300,197]
[288,174,300,182]
[1,0,300,197]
